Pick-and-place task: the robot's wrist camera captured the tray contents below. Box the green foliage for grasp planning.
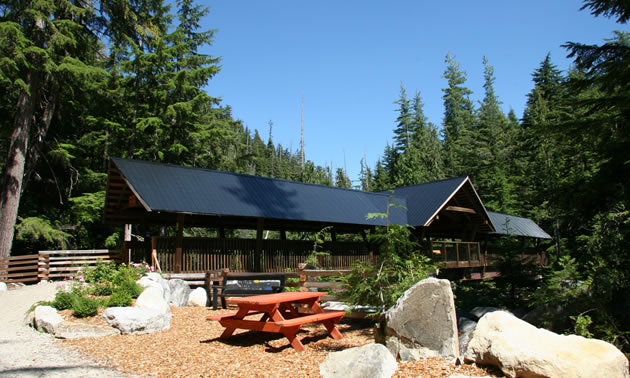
[107,289,133,307]
[14,217,71,250]
[342,223,437,314]
[571,313,594,338]
[304,227,332,269]
[51,291,78,311]
[83,261,117,285]
[72,296,100,318]
[532,256,589,308]
[116,279,144,299]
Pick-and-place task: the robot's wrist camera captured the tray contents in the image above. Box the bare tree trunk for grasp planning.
[0,70,41,258]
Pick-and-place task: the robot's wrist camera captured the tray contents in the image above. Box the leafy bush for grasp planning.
[107,289,133,307]
[84,260,117,284]
[72,296,100,318]
[51,291,78,311]
[117,279,144,298]
[90,283,113,296]
[341,223,437,314]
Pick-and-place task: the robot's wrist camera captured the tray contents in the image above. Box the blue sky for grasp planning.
[201,1,624,185]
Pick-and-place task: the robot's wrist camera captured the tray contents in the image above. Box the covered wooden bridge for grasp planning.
[104,158,550,273]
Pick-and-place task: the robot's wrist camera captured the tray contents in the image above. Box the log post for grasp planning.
[255,218,264,272]
[175,214,184,273]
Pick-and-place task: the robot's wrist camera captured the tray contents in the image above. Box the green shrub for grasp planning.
[117,279,144,298]
[52,291,78,311]
[90,283,113,296]
[72,296,100,318]
[83,260,117,285]
[107,290,133,307]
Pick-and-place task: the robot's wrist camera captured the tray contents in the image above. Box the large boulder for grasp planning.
[33,305,63,334]
[320,343,398,378]
[0,282,8,292]
[464,311,629,378]
[137,273,171,303]
[168,279,191,307]
[102,307,171,335]
[380,277,459,362]
[469,307,503,321]
[187,287,207,307]
[135,286,170,313]
[103,284,172,334]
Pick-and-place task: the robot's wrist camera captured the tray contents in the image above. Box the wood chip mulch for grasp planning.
[59,306,496,377]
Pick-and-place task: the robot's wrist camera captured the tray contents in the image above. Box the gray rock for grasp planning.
[168,279,191,307]
[458,328,474,362]
[0,282,7,292]
[464,311,630,378]
[468,306,503,321]
[54,322,121,339]
[187,287,207,307]
[33,305,63,334]
[102,306,171,335]
[457,316,477,333]
[320,343,397,378]
[382,277,459,362]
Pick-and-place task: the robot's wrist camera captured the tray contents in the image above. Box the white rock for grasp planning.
[137,273,171,303]
[0,282,7,292]
[33,305,63,334]
[135,286,170,313]
[320,343,397,378]
[464,311,629,378]
[187,287,207,307]
[102,307,171,335]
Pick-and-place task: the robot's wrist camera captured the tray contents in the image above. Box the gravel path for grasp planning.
[0,282,125,377]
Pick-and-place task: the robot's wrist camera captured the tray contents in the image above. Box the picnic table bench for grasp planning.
[207,291,345,351]
[209,272,286,310]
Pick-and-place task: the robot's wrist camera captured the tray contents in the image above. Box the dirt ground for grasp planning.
[60,306,497,377]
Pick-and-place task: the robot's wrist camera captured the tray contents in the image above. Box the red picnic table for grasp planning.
[207,291,345,351]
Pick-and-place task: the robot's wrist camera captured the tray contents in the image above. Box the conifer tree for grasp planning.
[441,53,475,177]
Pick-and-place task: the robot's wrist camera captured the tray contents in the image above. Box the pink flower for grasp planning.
[78,275,85,282]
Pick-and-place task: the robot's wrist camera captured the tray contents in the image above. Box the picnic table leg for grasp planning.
[281,326,305,352]
[218,307,251,339]
[310,301,344,339]
[321,319,343,339]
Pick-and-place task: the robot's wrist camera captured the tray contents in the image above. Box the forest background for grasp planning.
[0,0,628,353]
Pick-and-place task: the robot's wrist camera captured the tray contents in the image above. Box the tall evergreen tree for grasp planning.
[441,53,475,177]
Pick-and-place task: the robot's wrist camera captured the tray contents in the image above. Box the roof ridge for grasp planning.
[111,157,391,197]
[383,176,469,192]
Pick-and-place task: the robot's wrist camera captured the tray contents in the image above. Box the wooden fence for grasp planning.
[37,249,121,281]
[151,237,374,273]
[0,254,40,284]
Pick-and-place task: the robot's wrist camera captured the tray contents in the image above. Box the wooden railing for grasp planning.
[430,241,485,269]
[0,254,39,284]
[38,249,121,281]
[150,237,374,273]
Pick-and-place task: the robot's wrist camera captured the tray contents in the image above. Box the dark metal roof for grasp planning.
[488,211,552,239]
[111,157,406,227]
[382,177,470,226]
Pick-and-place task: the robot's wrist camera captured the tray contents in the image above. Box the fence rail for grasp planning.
[37,249,121,281]
[151,237,374,273]
[0,254,39,283]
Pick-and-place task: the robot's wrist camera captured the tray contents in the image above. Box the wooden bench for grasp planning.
[274,311,345,328]
[210,273,286,310]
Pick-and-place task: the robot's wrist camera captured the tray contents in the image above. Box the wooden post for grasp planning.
[280,230,286,240]
[255,218,264,272]
[330,229,337,242]
[175,214,184,273]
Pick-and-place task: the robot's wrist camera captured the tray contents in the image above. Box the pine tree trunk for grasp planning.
[0,71,40,258]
